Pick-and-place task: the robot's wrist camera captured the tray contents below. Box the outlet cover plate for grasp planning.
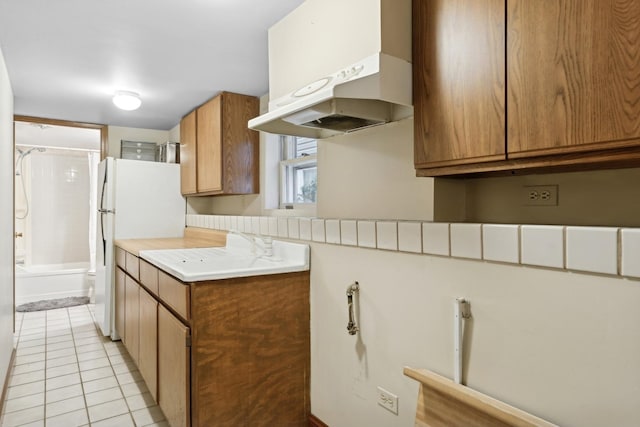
[523,185,558,206]
[377,386,398,414]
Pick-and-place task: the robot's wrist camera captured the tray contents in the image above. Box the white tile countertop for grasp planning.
[139,232,310,282]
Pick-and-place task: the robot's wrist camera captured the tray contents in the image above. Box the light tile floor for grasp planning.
[1,305,168,427]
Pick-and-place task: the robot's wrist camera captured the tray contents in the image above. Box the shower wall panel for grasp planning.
[30,150,90,265]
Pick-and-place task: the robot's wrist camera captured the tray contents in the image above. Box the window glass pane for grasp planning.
[280,135,317,205]
[294,166,317,203]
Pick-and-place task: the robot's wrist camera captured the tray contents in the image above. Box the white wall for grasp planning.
[310,243,640,427]
[317,119,433,220]
[0,46,15,396]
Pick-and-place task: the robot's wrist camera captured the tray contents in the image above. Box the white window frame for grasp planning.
[279,136,317,209]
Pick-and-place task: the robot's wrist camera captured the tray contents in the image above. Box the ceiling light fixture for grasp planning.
[112,90,142,111]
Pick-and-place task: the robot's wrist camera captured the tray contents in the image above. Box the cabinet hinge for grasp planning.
[185,335,192,347]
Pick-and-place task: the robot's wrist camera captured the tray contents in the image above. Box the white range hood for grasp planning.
[248,0,412,139]
[249,52,412,139]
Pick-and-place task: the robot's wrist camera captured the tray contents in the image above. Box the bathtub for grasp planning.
[15,262,93,305]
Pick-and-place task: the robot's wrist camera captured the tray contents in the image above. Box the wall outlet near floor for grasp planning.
[523,185,558,206]
[377,386,398,414]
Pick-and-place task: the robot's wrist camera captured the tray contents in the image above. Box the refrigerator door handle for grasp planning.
[99,165,108,266]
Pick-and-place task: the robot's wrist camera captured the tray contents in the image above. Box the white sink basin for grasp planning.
[139,234,310,282]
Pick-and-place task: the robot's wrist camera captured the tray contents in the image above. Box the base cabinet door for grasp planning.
[124,276,140,364]
[158,305,190,427]
[115,268,126,340]
[138,288,158,402]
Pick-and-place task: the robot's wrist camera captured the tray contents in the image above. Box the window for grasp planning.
[280,136,317,207]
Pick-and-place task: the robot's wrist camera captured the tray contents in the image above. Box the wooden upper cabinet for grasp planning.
[415,0,640,177]
[413,0,506,169]
[180,110,197,195]
[180,91,259,196]
[507,0,640,157]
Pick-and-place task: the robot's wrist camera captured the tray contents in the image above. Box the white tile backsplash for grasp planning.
[251,217,261,235]
[259,217,270,235]
[299,218,312,240]
[450,223,482,260]
[288,218,300,239]
[230,216,239,231]
[325,220,341,244]
[398,222,422,253]
[422,223,450,256]
[376,222,398,251]
[312,219,326,242]
[277,217,289,238]
[621,229,640,278]
[566,227,618,275]
[185,213,638,280]
[357,221,376,248]
[521,225,565,269]
[340,220,358,246]
[483,224,520,264]
[268,217,278,236]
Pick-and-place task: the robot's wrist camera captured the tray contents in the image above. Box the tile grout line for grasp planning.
[69,305,91,427]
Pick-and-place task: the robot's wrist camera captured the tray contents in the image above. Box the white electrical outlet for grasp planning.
[377,386,398,414]
[523,185,558,206]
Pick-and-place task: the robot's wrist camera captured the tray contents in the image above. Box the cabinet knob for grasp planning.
[15,232,23,238]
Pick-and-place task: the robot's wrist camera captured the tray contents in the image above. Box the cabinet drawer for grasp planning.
[139,260,159,296]
[116,247,126,269]
[125,252,140,281]
[158,271,190,321]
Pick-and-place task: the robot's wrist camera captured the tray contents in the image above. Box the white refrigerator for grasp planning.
[95,157,186,339]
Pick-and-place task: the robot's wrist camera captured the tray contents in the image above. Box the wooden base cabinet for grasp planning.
[115,248,310,427]
[158,305,190,427]
[189,272,310,426]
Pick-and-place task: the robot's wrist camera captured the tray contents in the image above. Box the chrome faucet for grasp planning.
[229,230,273,257]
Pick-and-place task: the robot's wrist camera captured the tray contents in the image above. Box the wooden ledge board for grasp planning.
[403,367,557,427]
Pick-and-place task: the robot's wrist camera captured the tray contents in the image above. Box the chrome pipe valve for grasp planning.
[346,281,360,335]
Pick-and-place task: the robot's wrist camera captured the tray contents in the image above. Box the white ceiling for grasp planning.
[0,0,305,130]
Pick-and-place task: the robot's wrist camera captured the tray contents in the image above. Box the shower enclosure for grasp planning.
[14,121,102,305]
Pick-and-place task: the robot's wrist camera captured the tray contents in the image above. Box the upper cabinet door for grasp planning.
[180,110,197,195]
[413,0,506,168]
[197,96,223,193]
[507,0,640,157]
